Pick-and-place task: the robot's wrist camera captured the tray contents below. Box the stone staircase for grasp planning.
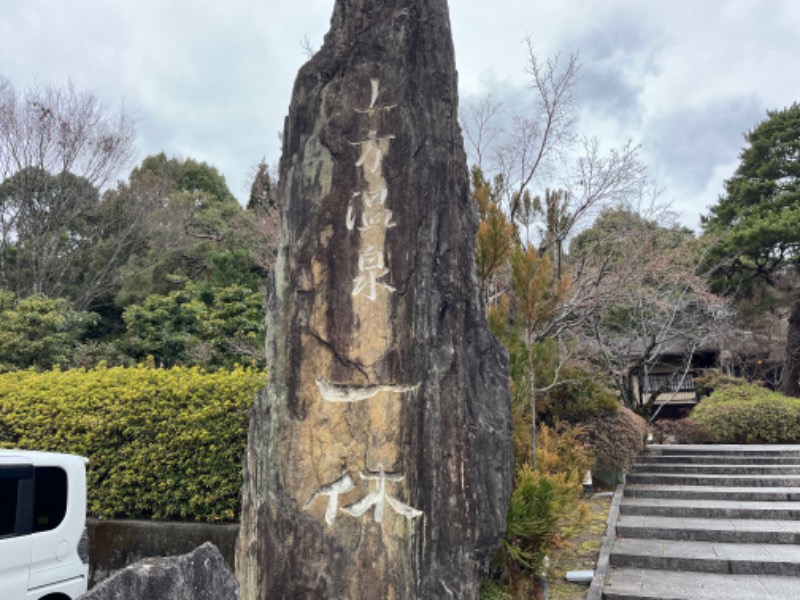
[601,444,800,599]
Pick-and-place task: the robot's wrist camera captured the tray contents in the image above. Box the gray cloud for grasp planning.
[568,10,666,126]
[1,0,799,228]
[645,96,764,195]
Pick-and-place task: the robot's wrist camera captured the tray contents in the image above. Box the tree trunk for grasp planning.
[529,345,537,468]
[780,299,800,397]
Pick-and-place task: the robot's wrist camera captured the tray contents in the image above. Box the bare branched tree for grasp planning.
[300,36,316,60]
[460,41,652,258]
[570,209,732,412]
[0,76,135,187]
[460,95,504,171]
[535,138,653,258]
[497,41,580,222]
[461,41,729,434]
[0,76,136,304]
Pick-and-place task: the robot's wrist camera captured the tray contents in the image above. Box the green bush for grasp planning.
[537,362,619,425]
[690,383,800,444]
[0,291,97,372]
[0,365,265,521]
[491,425,590,598]
[122,283,265,369]
[693,371,756,399]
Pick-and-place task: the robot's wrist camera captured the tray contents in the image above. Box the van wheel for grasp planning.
[38,594,72,600]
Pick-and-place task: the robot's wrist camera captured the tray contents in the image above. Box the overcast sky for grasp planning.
[1,0,799,230]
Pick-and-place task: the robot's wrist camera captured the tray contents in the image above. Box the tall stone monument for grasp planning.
[235,0,512,598]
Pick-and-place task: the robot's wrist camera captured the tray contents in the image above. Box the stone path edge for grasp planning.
[587,483,625,600]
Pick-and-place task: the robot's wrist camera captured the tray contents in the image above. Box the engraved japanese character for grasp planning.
[352,245,395,300]
[352,130,395,174]
[342,464,422,523]
[304,471,355,526]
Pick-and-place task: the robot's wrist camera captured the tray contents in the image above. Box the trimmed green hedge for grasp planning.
[690,383,800,444]
[0,365,265,521]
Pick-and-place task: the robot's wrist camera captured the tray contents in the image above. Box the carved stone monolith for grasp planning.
[235,0,512,598]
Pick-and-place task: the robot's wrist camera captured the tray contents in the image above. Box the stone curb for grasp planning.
[586,483,625,600]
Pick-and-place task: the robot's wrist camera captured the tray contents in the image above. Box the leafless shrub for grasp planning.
[652,418,713,444]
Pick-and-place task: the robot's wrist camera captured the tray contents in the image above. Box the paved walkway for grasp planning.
[597,444,800,600]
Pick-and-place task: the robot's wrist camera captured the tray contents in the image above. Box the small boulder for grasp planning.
[81,542,238,600]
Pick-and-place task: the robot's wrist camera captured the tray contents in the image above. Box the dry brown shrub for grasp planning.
[652,418,713,444]
[580,406,648,472]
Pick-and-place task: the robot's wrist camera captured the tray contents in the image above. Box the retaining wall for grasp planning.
[86,518,240,588]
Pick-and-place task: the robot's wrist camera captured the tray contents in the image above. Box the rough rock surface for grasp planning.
[81,542,238,600]
[235,0,513,598]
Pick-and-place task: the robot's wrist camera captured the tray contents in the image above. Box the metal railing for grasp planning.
[641,372,695,394]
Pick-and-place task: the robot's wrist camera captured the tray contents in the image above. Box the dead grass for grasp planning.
[546,492,613,600]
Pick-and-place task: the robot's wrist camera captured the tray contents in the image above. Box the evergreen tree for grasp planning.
[115,154,266,305]
[0,168,99,300]
[703,103,800,395]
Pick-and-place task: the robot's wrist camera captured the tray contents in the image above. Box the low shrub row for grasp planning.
[690,382,800,444]
[0,365,265,521]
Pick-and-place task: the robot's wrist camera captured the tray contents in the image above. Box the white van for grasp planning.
[0,450,89,600]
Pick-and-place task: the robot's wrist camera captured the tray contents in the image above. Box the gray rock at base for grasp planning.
[81,542,238,600]
[235,0,513,598]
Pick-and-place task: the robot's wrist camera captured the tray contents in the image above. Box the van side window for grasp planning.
[33,467,67,533]
[0,478,19,536]
[0,463,33,538]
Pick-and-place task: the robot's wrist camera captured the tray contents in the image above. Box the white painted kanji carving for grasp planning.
[342,464,423,523]
[369,77,380,109]
[352,245,396,300]
[355,78,397,116]
[304,471,355,526]
[362,188,388,208]
[316,378,419,403]
[306,80,424,531]
[346,193,359,231]
[359,207,395,231]
[346,192,395,233]
[352,130,395,174]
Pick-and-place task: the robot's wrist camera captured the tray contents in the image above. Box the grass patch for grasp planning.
[546,493,612,599]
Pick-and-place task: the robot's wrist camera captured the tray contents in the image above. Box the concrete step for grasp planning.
[636,455,800,465]
[619,498,800,520]
[603,567,800,599]
[616,515,800,544]
[625,472,800,487]
[633,463,800,475]
[599,446,800,599]
[624,484,800,501]
[610,538,800,576]
[644,444,800,457]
